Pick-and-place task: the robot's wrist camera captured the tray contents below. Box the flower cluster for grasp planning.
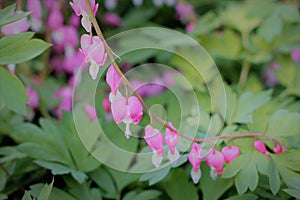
[144,123,180,168]
[106,65,143,138]
[188,144,240,184]
[70,0,107,80]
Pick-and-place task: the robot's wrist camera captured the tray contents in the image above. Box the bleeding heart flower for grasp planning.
[206,149,224,180]
[111,95,143,138]
[291,48,300,63]
[221,146,240,164]
[103,13,122,27]
[47,9,63,30]
[80,34,107,80]
[106,65,121,96]
[102,97,111,113]
[85,104,98,121]
[254,140,267,154]
[188,143,203,184]
[274,144,286,154]
[27,0,42,31]
[144,125,165,168]
[70,0,99,32]
[165,122,180,163]
[26,87,39,109]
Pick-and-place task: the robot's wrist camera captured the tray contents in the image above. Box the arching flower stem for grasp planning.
[83,0,285,149]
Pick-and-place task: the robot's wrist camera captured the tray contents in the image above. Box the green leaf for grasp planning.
[235,161,258,195]
[225,193,258,200]
[140,166,171,186]
[0,11,31,27]
[222,153,247,178]
[90,168,117,199]
[37,180,53,200]
[0,67,28,115]
[268,158,280,195]
[22,191,32,200]
[162,168,198,200]
[283,188,300,198]
[200,165,233,200]
[257,13,282,42]
[108,168,140,192]
[123,190,162,200]
[266,110,300,137]
[0,32,51,65]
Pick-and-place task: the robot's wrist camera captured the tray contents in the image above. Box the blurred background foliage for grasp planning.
[0,0,299,199]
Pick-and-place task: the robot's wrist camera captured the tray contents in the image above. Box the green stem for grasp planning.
[83,1,284,148]
[238,61,250,87]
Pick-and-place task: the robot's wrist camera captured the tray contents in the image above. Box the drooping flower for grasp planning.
[144,125,165,168]
[254,140,267,154]
[103,13,122,27]
[165,122,180,163]
[47,9,63,30]
[221,146,240,164]
[80,34,107,80]
[102,97,111,113]
[70,0,99,32]
[291,48,300,63]
[106,65,121,97]
[175,2,196,22]
[274,144,286,154]
[206,149,224,180]
[54,86,73,119]
[27,0,42,32]
[26,87,39,108]
[1,11,30,35]
[85,104,98,121]
[188,143,203,184]
[111,95,143,138]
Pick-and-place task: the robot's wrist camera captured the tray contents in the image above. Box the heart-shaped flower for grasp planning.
[221,146,240,164]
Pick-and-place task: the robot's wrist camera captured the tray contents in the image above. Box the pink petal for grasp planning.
[206,149,224,173]
[188,143,203,172]
[254,140,267,154]
[106,65,121,95]
[128,96,143,124]
[221,146,240,164]
[85,104,98,121]
[26,87,39,108]
[102,97,111,113]
[144,125,164,155]
[165,122,178,154]
[111,96,127,124]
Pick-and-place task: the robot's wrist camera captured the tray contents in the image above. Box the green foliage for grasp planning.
[0,68,28,115]
[0,4,30,27]
[0,32,51,65]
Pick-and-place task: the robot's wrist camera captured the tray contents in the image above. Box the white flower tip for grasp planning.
[89,62,99,80]
[210,168,218,180]
[191,168,201,184]
[168,148,180,163]
[152,151,163,168]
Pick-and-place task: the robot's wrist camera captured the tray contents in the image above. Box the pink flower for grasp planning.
[106,65,121,96]
[63,50,84,74]
[47,9,63,30]
[111,95,143,138]
[185,22,195,33]
[165,122,180,163]
[175,2,195,22]
[54,86,73,119]
[274,144,286,154]
[144,125,165,168]
[206,149,224,180]
[70,0,99,32]
[102,97,111,113]
[80,34,107,80]
[1,11,30,35]
[85,104,98,121]
[26,87,39,108]
[103,13,122,27]
[27,0,42,31]
[188,143,203,184]
[69,14,80,28]
[254,140,267,154]
[221,146,240,164]
[291,48,300,63]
